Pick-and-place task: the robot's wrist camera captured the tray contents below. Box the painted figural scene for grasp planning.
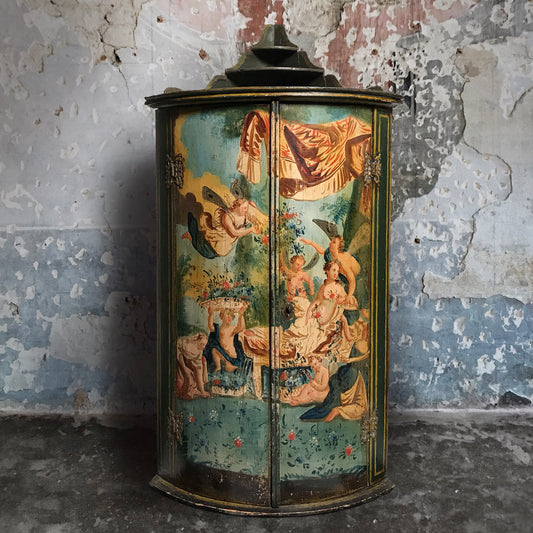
[171,104,377,481]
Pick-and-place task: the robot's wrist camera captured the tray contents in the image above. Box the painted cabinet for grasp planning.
[146,25,401,515]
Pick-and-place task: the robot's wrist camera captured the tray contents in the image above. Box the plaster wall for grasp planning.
[1,0,532,413]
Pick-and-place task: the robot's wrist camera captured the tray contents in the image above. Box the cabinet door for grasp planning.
[162,104,273,507]
[268,103,388,505]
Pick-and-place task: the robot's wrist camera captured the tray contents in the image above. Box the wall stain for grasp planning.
[1,0,532,413]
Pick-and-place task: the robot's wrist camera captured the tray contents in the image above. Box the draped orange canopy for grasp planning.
[237,110,372,200]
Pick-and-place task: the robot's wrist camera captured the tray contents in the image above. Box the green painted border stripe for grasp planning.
[156,108,173,473]
[371,111,392,481]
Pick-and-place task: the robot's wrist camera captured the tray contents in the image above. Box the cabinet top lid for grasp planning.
[146,24,403,107]
[220,24,331,88]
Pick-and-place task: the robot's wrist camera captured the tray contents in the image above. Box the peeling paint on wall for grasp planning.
[1,0,532,413]
[0,40,53,100]
[0,228,156,413]
[388,1,533,405]
[424,34,533,304]
[19,0,149,66]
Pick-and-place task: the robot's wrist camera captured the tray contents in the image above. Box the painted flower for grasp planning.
[234,437,243,448]
[288,431,296,441]
[222,281,231,290]
[188,414,195,423]
[328,432,338,444]
[209,410,218,421]
[280,371,288,381]
[212,378,220,385]
[282,212,298,220]
[345,446,352,456]
[313,310,322,319]
[202,291,209,299]
[261,235,269,246]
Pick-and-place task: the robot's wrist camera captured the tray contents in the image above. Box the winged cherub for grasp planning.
[300,219,362,309]
[183,183,264,259]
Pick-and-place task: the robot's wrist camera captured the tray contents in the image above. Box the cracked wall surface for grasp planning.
[1,0,532,413]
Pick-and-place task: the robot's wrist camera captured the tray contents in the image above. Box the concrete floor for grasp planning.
[1,410,531,532]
